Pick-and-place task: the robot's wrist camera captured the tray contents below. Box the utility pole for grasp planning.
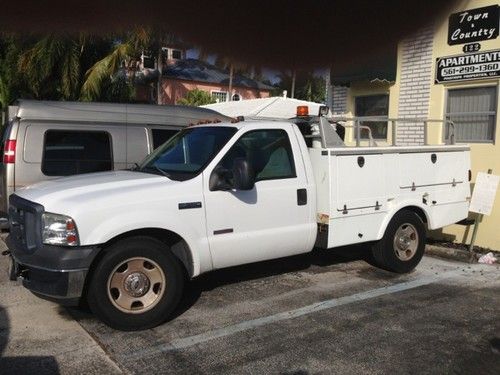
[156,47,163,105]
[227,64,234,102]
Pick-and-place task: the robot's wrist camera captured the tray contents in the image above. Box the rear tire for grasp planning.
[371,210,426,273]
[87,236,184,331]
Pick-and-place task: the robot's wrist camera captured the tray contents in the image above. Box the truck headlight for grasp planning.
[42,213,79,246]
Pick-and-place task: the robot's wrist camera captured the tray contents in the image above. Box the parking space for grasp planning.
[1,241,499,374]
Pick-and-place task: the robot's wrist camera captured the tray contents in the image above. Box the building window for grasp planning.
[42,130,112,176]
[446,86,497,143]
[232,93,241,101]
[212,91,228,103]
[355,94,389,139]
[172,49,182,60]
[141,50,155,69]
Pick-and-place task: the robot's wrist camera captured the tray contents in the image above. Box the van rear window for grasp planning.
[42,130,112,176]
[151,129,178,150]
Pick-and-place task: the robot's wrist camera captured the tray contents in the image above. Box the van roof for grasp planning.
[12,100,232,126]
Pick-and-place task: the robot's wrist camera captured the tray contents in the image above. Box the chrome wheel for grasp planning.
[393,223,419,261]
[107,257,166,314]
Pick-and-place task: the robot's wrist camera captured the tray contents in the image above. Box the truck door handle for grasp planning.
[297,188,307,206]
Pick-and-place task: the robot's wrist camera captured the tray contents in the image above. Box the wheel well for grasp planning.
[91,228,194,279]
[399,206,428,227]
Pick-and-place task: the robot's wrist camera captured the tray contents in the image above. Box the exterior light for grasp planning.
[297,106,309,116]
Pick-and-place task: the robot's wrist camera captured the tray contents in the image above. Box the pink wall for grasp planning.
[159,79,271,105]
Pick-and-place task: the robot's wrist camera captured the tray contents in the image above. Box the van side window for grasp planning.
[219,129,296,181]
[42,130,113,176]
[151,129,178,150]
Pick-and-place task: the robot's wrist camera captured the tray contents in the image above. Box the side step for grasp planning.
[456,218,476,226]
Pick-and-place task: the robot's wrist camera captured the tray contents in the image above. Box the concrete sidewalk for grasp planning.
[0,240,122,375]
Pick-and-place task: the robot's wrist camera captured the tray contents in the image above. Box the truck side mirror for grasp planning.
[232,157,255,191]
[209,158,255,191]
[209,166,232,191]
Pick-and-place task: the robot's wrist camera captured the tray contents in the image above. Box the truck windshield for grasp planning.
[138,126,238,181]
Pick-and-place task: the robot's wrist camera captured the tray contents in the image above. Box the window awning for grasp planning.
[331,46,397,86]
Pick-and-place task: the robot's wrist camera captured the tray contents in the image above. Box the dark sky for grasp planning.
[1,0,458,70]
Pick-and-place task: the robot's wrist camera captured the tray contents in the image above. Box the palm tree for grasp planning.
[0,35,32,110]
[80,28,176,103]
[79,42,134,101]
[213,56,263,102]
[18,34,83,100]
[275,70,326,102]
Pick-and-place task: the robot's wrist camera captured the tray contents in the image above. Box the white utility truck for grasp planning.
[5,110,471,330]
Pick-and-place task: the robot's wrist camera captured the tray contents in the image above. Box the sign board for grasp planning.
[448,5,499,45]
[435,49,500,83]
[469,172,499,216]
[463,42,481,53]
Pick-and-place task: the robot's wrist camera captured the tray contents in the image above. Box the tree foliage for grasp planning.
[274,70,326,103]
[177,89,215,106]
[17,34,82,100]
[0,29,176,108]
[80,28,176,102]
[214,56,264,81]
[0,35,33,109]
[80,42,134,101]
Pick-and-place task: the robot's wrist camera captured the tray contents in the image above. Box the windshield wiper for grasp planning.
[152,166,172,179]
[138,165,172,179]
[129,162,140,171]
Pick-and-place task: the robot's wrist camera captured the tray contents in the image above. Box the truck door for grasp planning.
[203,127,312,269]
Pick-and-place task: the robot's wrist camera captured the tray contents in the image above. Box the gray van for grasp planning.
[0,100,231,221]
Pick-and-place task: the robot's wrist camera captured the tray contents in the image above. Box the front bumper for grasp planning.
[6,235,100,305]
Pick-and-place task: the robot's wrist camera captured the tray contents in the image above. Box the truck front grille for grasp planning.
[9,195,44,254]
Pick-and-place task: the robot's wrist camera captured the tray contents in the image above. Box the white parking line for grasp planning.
[124,268,467,361]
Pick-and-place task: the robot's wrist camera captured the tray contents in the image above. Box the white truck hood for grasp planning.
[13,169,204,247]
[16,170,173,211]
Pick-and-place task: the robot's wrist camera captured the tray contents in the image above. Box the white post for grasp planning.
[325,67,332,108]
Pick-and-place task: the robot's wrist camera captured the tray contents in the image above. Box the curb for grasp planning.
[425,244,475,263]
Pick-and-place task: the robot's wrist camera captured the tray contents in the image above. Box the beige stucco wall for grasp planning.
[427,0,500,250]
[339,0,500,250]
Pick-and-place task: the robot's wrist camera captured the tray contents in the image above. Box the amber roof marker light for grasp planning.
[296,106,309,117]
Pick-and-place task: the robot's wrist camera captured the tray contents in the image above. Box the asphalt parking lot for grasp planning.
[1,238,499,375]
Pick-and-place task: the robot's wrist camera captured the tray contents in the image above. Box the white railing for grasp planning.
[330,116,456,146]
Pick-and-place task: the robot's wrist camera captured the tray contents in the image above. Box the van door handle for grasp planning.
[297,188,307,206]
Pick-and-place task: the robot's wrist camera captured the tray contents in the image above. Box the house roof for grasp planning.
[163,59,274,90]
[202,97,325,119]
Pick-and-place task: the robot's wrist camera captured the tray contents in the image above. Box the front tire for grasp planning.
[87,236,184,331]
[371,210,426,273]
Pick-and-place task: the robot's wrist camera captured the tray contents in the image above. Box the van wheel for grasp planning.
[87,236,184,331]
[371,210,426,273]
